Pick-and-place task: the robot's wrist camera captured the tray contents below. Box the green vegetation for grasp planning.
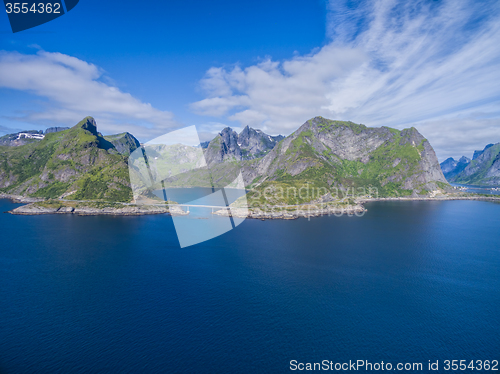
[315,117,367,135]
[1,115,449,208]
[436,181,450,190]
[0,117,133,202]
[32,182,71,199]
[262,123,426,198]
[244,179,330,207]
[33,199,124,210]
[178,117,446,205]
[453,143,500,185]
[35,199,64,209]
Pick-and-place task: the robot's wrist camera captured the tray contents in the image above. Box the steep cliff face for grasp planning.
[449,143,500,186]
[241,117,448,197]
[104,132,140,155]
[0,117,132,201]
[440,156,471,179]
[473,144,494,160]
[238,126,284,158]
[0,115,451,203]
[204,127,242,164]
[45,127,70,134]
[203,126,284,165]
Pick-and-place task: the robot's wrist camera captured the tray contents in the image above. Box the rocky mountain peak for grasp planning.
[219,127,241,154]
[0,116,132,201]
[399,127,424,146]
[244,117,448,196]
[103,132,141,155]
[441,142,500,186]
[440,156,470,180]
[77,116,98,136]
[238,125,253,147]
[473,143,494,160]
[203,125,283,164]
[45,127,70,134]
[440,158,458,173]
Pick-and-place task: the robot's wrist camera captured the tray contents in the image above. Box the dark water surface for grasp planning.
[0,199,499,373]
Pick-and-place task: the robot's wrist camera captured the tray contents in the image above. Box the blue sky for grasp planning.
[1,0,499,160]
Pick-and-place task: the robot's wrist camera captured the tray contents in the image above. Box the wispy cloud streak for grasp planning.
[0,50,178,139]
[191,0,500,159]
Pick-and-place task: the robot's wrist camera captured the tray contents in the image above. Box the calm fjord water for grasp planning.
[0,199,499,373]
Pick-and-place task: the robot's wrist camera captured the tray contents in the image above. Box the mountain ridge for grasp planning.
[163,117,450,205]
[0,117,137,201]
[203,125,284,164]
[1,115,450,205]
[440,143,500,186]
[238,117,448,201]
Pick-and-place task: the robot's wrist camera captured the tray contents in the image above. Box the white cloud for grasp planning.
[0,50,179,140]
[191,45,366,133]
[190,0,500,158]
[413,116,500,162]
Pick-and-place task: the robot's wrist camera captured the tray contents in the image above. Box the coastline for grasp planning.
[2,193,500,218]
[357,195,500,203]
[0,193,188,216]
[213,204,366,220]
[215,195,500,220]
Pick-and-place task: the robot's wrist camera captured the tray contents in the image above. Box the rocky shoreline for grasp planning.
[2,193,499,218]
[357,195,500,203]
[1,194,188,216]
[0,193,45,204]
[213,194,500,220]
[9,204,172,216]
[213,204,366,220]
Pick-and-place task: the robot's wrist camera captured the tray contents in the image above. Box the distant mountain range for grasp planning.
[202,126,284,163]
[0,128,69,147]
[0,116,450,203]
[440,156,471,179]
[440,143,500,186]
[160,117,449,204]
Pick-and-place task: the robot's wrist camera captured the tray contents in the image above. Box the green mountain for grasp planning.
[447,143,500,186]
[236,117,448,203]
[1,115,450,206]
[440,156,471,180]
[0,117,135,201]
[154,117,449,206]
[202,126,284,164]
[104,132,140,155]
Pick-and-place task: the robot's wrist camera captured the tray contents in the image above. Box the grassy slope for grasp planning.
[453,143,500,185]
[0,117,445,206]
[247,119,432,205]
[164,119,441,206]
[0,118,132,202]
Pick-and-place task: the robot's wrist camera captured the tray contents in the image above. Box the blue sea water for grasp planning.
[0,199,499,373]
[450,183,500,195]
